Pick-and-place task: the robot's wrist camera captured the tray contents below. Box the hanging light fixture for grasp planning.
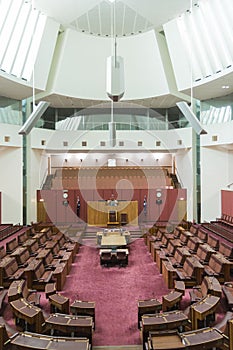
[106,0,125,102]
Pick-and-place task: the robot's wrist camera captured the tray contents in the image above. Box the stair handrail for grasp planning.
[173,167,183,188]
[40,168,48,189]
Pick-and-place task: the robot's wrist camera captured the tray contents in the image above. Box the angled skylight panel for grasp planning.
[214,0,233,62]
[189,7,212,78]
[0,0,11,34]
[22,11,46,81]
[1,1,31,74]
[194,4,221,74]
[200,0,232,69]
[0,0,22,66]
[177,13,202,82]
[11,7,39,78]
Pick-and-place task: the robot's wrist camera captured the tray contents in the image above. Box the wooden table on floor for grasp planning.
[49,293,69,314]
[10,298,44,333]
[162,290,183,311]
[142,310,189,349]
[70,300,95,328]
[45,313,93,343]
[100,235,127,248]
[137,299,162,328]
[10,331,90,350]
[147,327,224,350]
[190,294,220,330]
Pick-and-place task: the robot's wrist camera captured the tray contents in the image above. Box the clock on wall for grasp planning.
[63,192,68,199]
[156,191,162,198]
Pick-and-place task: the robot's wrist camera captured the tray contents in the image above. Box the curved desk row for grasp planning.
[10,298,94,344]
[147,327,224,350]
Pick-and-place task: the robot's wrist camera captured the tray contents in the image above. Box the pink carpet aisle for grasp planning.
[61,238,169,346]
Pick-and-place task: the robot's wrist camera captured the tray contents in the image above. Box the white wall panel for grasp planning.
[51,29,170,100]
[0,147,22,224]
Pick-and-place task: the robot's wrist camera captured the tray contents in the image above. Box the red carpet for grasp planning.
[61,238,169,346]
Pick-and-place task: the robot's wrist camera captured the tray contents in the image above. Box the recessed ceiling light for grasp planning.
[222,85,230,89]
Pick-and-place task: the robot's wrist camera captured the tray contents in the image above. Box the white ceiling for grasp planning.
[34,0,191,36]
[1,0,233,110]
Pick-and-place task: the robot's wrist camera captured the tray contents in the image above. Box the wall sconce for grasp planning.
[141,159,143,162]
[80,159,83,162]
[64,159,68,163]
[96,159,98,162]
[126,158,128,162]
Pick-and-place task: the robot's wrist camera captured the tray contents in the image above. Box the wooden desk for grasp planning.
[10,298,44,333]
[147,327,224,350]
[162,260,176,289]
[10,331,90,350]
[97,229,130,245]
[138,299,162,328]
[100,235,127,248]
[70,300,95,328]
[162,291,183,311]
[142,310,188,349]
[49,293,69,314]
[45,313,93,343]
[87,201,138,226]
[190,294,220,330]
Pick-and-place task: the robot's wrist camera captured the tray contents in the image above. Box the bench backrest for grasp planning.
[219,242,233,259]
[207,235,219,250]
[6,238,18,253]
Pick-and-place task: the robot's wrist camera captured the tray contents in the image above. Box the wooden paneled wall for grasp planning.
[37,188,187,225]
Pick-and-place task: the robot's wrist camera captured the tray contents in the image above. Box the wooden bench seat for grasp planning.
[25,259,54,291]
[189,276,222,304]
[175,257,204,287]
[6,237,18,254]
[193,243,216,264]
[0,257,25,287]
[222,282,233,310]
[204,253,231,282]
[8,279,41,305]
[219,241,233,260]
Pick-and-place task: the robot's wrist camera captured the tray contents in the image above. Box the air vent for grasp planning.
[212,135,218,142]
